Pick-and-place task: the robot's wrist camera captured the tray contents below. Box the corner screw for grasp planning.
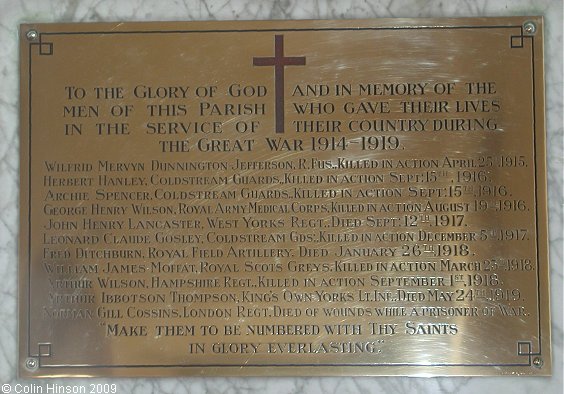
[523,21,536,35]
[26,30,38,41]
[25,358,38,371]
[532,357,543,368]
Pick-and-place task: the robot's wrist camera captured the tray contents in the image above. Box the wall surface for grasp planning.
[0,1,562,393]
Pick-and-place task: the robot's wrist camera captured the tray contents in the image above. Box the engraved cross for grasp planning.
[253,35,306,133]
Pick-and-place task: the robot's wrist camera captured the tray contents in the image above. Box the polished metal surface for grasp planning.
[19,17,550,377]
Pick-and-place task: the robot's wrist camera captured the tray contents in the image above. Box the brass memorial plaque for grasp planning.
[19,17,550,377]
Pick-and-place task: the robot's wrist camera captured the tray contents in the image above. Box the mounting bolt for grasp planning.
[532,357,543,368]
[523,21,536,35]
[25,357,38,371]
[26,30,38,41]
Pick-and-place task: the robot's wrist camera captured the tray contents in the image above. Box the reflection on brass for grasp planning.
[19,17,550,377]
